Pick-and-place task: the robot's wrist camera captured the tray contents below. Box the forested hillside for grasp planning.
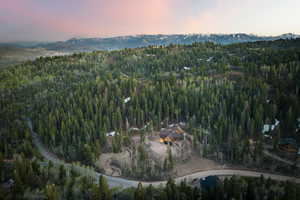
[1,38,300,199]
[38,33,300,51]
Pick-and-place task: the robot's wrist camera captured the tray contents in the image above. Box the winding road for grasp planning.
[27,120,300,188]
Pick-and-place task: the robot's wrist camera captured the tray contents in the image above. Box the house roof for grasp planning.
[169,132,183,139]
[159,128,184,140]
[159,131,170,138]
[284,138,297,143]
[262,119,280,134]
[200,176,220,190]
[2,179,14,189]
[279,138,298,148]
[174,127,185,134]
[106,131,118,137]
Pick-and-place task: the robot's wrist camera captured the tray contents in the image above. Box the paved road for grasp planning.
[27,119,300,188]
[148,169,300,186]
[27,119,138,188]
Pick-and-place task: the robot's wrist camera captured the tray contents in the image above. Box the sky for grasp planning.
[1,0,300,42]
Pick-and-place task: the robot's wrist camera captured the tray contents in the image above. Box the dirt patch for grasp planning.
[148,139,167,155]
[211,71,244,81]
[96,125,224,179]
[97,151,131,176]
[174,154,223,177]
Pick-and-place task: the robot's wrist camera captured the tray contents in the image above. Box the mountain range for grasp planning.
[1,33,299,52]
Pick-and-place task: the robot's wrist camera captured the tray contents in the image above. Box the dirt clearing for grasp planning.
[175,155,223,177]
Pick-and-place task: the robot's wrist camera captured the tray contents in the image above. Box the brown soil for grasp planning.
[98,151,131,176]
[98,129,224,178]
[174,155,224,177]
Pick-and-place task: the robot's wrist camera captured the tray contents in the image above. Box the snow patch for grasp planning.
[124,97,131,104]
[106,131,118,137]
[159,36,168,40]
[207,57,213,62]
[169,124,175,128]
[129,127,140,131]
[275,119,280,126]
[264,134,272,139]
[179,122,186,126]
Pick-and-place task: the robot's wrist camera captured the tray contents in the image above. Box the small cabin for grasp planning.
[106,131,118,137]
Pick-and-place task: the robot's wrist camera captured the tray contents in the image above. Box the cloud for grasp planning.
[182,0,300,35]
[0,0,299,41]
[0,0,176,41]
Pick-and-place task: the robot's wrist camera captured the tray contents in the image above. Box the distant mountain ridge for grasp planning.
[3,33,300,52]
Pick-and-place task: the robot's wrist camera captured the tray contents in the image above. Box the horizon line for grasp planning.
[1,32,299,43]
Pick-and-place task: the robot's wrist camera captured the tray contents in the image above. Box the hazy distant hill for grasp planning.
[0,46,69,68]
[36,33,300,52]
[1,33,299,57]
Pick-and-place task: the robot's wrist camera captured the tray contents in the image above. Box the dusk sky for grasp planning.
[1,0,300,42]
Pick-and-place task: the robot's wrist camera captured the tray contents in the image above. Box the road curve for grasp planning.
[27,119,300,188]
[27,119,138,188]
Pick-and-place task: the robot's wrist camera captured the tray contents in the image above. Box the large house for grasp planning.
[159,126,185,144]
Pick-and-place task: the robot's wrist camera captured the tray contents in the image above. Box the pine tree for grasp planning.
[0,152,3,182]
[45,184,59,200]
[134,182,145,200]
[145,184,154,200]
[246,179,256,200]
[165,178,178,200]
[99,175,112,200]
[58,165,67,184]
[283,181,297,200]
[91,183,101,200]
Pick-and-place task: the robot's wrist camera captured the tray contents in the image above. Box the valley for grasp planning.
[0,46,69,69]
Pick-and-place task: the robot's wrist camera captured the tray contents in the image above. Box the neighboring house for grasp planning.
[262,119,280,139]
[2,179,14,190]
[106,131,118,137]
[278,138,299,153]
[199,176,220,190]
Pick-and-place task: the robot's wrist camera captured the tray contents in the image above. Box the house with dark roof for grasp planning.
[199,176,220,190]
[2,179,14,190]
[278,138,299,153]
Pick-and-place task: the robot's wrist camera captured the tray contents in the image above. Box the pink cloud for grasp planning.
[1,0,299,41]
[1,0,175,40]
[78,0,174,36]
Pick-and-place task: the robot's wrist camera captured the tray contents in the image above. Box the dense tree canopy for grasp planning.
[1,38,300,198]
